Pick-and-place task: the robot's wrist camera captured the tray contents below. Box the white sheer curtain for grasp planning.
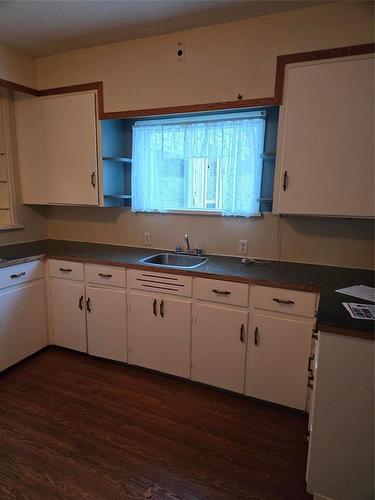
[131,116,265,217]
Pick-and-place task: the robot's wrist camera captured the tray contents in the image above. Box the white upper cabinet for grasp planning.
[15,91,99,206]
[273,54,374,217]
[43,93,98,205]
[14,92,47,204]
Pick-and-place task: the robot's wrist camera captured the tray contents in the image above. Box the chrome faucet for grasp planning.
[183,234,191,252]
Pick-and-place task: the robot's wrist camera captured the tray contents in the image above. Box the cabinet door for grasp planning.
[0,281,47,371]
[50,279,87,352]
[42,92,98,205]
[159,297,191,378]
[192,303,248,393]
[86,286,126,362]
[127,292,160,371]
[14,93,46,204]
[246,312,313,410]
[274,55,374,217]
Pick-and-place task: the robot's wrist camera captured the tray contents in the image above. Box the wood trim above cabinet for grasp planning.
[1,43,373,119]
[274,43,375,102]
[0,78,39,96]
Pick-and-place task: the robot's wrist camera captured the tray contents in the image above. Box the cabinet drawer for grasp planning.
[195,278,249,307]
[252,285,317,318]
[48,259,84,281]
[128,269,192,297]
[0,259,44,290]
[86,264,126,288]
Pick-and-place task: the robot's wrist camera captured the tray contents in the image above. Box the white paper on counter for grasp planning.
[336,285,375,302]
[342,302,375,320]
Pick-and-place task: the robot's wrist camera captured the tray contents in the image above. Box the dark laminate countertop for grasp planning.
[1,239,373,341]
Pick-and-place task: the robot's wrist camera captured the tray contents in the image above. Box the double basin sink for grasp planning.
[141,253,207,269]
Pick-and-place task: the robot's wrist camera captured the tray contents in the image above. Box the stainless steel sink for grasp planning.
[141,253,207,269]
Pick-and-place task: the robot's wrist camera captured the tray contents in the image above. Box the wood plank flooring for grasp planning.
[0,348,311,500]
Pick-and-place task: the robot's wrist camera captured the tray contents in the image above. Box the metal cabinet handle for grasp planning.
[308,355,314,375]
[91,172,96,187]
[78,295,84,310]
[86,297,91,313]
[153,299,157,316]
[160,300,165,318]
[307,375,314,390]
[10,271,26,279]
[98,273,112,278]
[240,324,245,343]
[59,267,72,273]
[272,298,295,305]
[282,171,288,191]
[212,289,231,295]
[254,326,259,346]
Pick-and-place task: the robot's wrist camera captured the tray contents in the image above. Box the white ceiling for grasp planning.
[0,0,326,58]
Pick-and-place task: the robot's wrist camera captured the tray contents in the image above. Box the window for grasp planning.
[131,111,266,217]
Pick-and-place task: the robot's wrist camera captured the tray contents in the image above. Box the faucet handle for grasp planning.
[175,245,182,253]
[195,247,203,256]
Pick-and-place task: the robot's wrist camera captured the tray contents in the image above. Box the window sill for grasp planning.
[135,209,262,217]
[0,224,25,232]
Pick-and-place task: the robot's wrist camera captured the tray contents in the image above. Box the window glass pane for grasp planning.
[132,112,265,216]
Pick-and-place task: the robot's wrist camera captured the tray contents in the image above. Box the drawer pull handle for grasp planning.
[91,171,96,187]
[153,299,157,316]
[10,271,26,279]
[272,298,295,305]
[308,355,314,375]
[160,300,165,318]
[282,171,288,191]
[240,324,245,343]
[212,289,231,295]
[78,295,84,310]
[86,297,91,313]
[254,326,259,346]
[98,273,112,278]
[59,267,72,273]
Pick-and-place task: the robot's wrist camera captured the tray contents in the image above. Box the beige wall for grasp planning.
[37,2,373,110]
[46,208,374,269]
[0,46,47,246]
[41,2,374,269]
[0,42,37,88]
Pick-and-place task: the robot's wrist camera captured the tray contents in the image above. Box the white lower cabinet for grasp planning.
[127,291,191,378]
[191,303,248,393]
[245,311,314,410]
[0,280,47,371]
[86,286,126,362]
[45,262,317,410]
[49,278,87,352]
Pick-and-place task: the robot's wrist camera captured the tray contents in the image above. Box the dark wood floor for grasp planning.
[0,347,311,500]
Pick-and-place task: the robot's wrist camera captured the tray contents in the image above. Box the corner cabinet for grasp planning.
[0,260,47,371]
[14,91,100,206]
[273,54,374,217]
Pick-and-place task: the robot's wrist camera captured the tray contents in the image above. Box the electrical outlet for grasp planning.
[239,240,248,254]
[144,232,151,245]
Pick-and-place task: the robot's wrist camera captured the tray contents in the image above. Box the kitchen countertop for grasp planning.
[1,239,373,341]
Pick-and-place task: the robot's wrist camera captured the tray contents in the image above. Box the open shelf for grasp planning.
[103,194,131,200]
[102,156,132,163]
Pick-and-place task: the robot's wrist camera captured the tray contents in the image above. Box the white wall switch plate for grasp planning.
[239,240,248,254]
[144,232,151,245]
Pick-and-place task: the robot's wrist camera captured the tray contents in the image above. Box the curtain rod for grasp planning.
[134,110,266,127]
